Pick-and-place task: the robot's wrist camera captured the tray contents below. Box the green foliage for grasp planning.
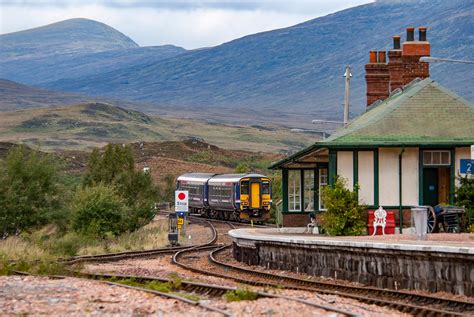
[224,288,258,302]
[0,146,64,236]
[72,184,126,238]
[81,144,159,233]
[455,176,474,230]
[269,173,282,224]
[235,162,251,173]
[320,176,367,236]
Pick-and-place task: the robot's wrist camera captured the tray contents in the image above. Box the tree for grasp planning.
[82,144,159,231]
[0,146,62,236]
[72,184,125,237]
[455,176,474,230]
[320,176,367,236]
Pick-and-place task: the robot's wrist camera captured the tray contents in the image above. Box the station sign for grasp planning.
[460,159,473,174]
[175,190,189,212]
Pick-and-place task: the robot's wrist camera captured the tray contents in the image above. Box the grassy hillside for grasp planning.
[0,102,315,153]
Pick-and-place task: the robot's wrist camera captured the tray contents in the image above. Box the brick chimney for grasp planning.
[366,27,430,107]
[401,27,430,85]
[388,36,403,92]
[365,50,390,107]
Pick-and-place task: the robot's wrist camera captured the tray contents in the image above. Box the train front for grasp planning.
[238,174,271,222]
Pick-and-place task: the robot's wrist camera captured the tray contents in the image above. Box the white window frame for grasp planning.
[423,150,451,166]
[303,170,315,212]
[288,170,301,212]
[318,168,328,211]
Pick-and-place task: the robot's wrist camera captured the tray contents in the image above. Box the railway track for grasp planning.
[64,217,218,264]
[209,245,474,316]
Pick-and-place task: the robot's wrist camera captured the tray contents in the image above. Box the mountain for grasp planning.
[0,19,186,85]
[1,1,473,126]
[0,102,315,152]
[0,18,138,60]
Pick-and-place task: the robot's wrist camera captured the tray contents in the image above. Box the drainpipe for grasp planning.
[398,148,405,234]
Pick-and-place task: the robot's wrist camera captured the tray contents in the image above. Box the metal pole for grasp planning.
[343,65,351,126]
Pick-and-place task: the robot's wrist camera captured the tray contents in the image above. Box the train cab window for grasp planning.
[262,182,270,194]
[241,181,249,195]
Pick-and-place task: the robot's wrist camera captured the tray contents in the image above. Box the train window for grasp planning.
[241,181,249,195]
[262,182,270,194]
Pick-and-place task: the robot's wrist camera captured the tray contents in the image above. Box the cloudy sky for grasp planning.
[0,0,373,49]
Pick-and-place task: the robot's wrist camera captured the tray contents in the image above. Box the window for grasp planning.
[304,170,315,211]
[240,181,249,195]
[288,170,301,211]
[319,168,328,211]
[423,150,451,166]
[262,181,270,194]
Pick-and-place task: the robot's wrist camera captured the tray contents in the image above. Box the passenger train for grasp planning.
[176,173,272,222]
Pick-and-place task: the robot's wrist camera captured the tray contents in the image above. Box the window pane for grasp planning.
[262,182,270,194]
[441,151,450,165]
[423,152,432,165]
[304,170,314,211]
[319,168,328,211]
[433,151,441,165]
[241,181,249,195]
[288,170,301,211]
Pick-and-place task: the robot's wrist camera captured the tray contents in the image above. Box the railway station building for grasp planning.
[270,27,474,228]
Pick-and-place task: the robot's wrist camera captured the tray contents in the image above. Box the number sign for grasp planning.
[460,159,473,174]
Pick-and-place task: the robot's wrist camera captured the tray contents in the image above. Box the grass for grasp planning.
[224,288,259,302]
[0,103,315,153]
[0,219,169,276]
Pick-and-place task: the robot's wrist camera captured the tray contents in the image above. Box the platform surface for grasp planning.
[229,228,474,255]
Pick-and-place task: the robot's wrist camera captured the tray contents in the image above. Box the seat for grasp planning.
[372,206,387,236]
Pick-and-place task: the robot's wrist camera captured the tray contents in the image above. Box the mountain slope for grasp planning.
[38,0,473,122]
[0,102,315,152]
[0,18,138,61]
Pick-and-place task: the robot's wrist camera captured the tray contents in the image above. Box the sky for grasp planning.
[0,0,373,49]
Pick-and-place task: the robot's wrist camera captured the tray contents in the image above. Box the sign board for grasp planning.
[471,145,474,160]
[177,218,184,225]
[460,159,473,174]
[175,190,189,212]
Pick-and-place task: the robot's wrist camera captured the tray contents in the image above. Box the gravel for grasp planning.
[0,275,214,316]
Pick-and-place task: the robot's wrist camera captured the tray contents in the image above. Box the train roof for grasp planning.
[177,173,216,182]
[207,173,268,184]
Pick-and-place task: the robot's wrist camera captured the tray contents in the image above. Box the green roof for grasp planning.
[271,78,474,169]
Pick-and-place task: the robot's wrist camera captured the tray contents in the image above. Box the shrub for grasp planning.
[72,184,126,238]
[0,146,63,236]
[320,176,367,236]
[455,176,474,230]
[224,288,258,302]
[235,163,251,173]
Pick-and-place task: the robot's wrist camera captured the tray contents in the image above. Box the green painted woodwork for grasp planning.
[282,169,288,212]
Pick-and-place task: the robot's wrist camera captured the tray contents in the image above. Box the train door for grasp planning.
[250,182,260,208]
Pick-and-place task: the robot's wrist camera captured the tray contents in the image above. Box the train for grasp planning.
[176,173,272,222]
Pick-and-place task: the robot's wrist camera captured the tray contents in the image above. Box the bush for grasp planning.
[455,176,474,230]
[320,176,367,236]
[224,288,258,302]
[72,184,126,238]
[0,146,64,236]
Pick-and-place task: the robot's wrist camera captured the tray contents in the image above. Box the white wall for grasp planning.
[358,151,374,205]
[455,147,471,187]
[401,148,419,206]
[379,148,400,206]
[337,151,353,191]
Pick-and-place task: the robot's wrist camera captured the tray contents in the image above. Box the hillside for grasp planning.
[0,79,95,111]
[25,0,472,124]
[0,102,315,153]
[0,18,138,61]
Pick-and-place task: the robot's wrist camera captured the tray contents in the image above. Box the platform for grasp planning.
[228,228,474,296]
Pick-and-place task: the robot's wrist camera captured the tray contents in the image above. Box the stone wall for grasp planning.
[233,240,473,296]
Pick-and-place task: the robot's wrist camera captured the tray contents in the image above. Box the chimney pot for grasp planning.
[419,27,427,41]
[369,51,377,63]
[406,27,415,41]
[393,36,401,50]
[378,51,387,63]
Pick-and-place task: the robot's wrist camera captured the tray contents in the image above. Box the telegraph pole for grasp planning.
[343,65,352,126]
